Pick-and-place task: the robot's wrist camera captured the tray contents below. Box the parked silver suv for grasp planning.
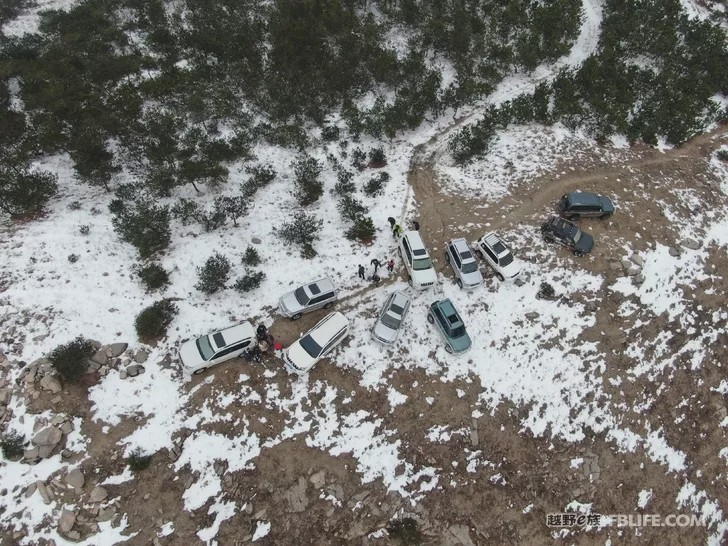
[445,238,483,289]
[278,278,337,320]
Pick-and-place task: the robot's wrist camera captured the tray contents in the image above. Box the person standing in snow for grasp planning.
[358,264,365,280]
[393,223,404,237]
[386,259,395,273]
[371,258,381,273]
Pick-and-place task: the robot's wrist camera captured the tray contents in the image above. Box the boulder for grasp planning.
[58,508,76,533]
[40,375,62,394]
[683,238,701,251]
[89,486,108,503]
[108,343,128,358]
[525,312,539,320]
[626,266,641,276]
[96,506,117,522]
[119,370,127,380]
[65,468,85,489]
[251,237,262,244]
[126,364,145,377]
[134,350,148,364]
[0,388,10,405]
[620,258,632,269]
[90,350,108,365]
[87,361,101,372]
[669,247,680,257]
[630,255,645,267]
[23,447,39,460]
[33,426,62,448]
[633,275,646,286]
[25,483,37,498]
[609,262,622,271]
[60,421,74,435]
[310,470,326,489]
[36,481,53,504]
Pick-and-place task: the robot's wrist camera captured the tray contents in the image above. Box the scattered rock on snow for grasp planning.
[36,481,53,503]
[89,486,108,503]
[633,274,646,286]
[96,506,117,522]
[65,468,85,490]
[525,312,539,320]
[108,343,128,357]
[40,374,62,394]
[683,238,701,250]
[630,254,644,267]
[620,258,632,269]
[32,426,62,458]
[119,370,127,380]
[58,508,76,534]
[134,350,148,364]
[90,350,108,365]
[669,246,681,257]
[626,266,641,276]
[609,261,622,271]
[251,237,262,244]
[126,364,145,377]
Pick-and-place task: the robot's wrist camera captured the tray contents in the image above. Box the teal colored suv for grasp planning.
[427,299,472,354]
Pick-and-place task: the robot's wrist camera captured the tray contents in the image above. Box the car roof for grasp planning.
[566,192,601,206]
[309,311,348,343]
[483,233,509,254]
[387,291,410,316]
[404,231,428,253]
[209,322,255,350]
[451,238,475,261]
[436,299,463,325]
[304,277,335,295]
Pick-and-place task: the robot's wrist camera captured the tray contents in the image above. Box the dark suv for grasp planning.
[558,192,615,219]
[541,216,594,256]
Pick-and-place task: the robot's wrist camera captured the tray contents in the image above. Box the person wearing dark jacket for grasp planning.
[371,258,381,273]
[358,264,365,280]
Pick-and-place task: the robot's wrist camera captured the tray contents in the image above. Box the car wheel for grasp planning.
[602,212,612,219]
[192,367,207,375]
[545,236,555,244]
[445,252,450,263]
[407,274,413,286]
[427,313,434,324]
[496,272,505,281]
[292,313,303,320]
[444,345,453,354]
[323,302,334,309]
[574,250,584,257]
[457,279,463,289]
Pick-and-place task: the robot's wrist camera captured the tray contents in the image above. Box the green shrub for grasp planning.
[171,198,200,226]
[293,155,323,206]
[345,216,376,243]
[321,125,340,142]
[278,212,323,258]
[195,253,231,294]
[67,254,79,263]
[369,147,387,167]
[351,147,367,170]
[79,225,90,235]
[135,299,178,341]
[364,172,390,197]
[386,517,423,545]
[242,164,276,198]
[110,200,171,258]
[233,269,266,292]
[717,150,728,162]
[0,168,58,218]
[1,431,25,460]
[136,263,170,291]
[127,447,152,471]
[242,246,261,266]
[333,169,355,196]
[338,195,367,222]
[48,337,95,383]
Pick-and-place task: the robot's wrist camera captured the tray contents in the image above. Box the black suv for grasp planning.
[541,216,594,256]
[558,192,615,219]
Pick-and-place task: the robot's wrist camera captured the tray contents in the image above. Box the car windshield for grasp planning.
[413,257,433,270]
[461,262,478,274]
[299,335,322,359]
[380,313,401,330]
[196,336,215,361]
[572,228,582,244]
[499,253,514,266]
[450,325,466,338]
[294,287,310,306]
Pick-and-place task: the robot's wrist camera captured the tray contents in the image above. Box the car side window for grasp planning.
[310,294,325,305]
[403,239,412,263]
[215,343,243,359]
[486,247,497,263]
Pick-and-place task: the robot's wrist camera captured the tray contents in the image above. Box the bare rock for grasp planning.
[310,470,326,489]
[669,246,680,257]
[33,426,62,449]
[134,350,148,364]
[89,486,108,503]
[58,508,76,534]
[108,343,128,357]
[65,468,85,490]
[683,238,701,251]
[444,524,476,546]
[470,418,479,447]
[251,237,262,244]
[90,350,108,365]
[633,274,646,286]
[36,480,53,503]
[626,266,641,276]
[23,447,40,461]
[119,370,127,380]
[525,312,539,320]
[87,361,101,372]
[285,477,309,512]
[630,254,644,267]
[0,388,10,405]
[126,364,145,377]
[25,482,37,498]
[620,258,632,269]
[67,529,81,540]
[40,374,62,394]
[96,506,117,522]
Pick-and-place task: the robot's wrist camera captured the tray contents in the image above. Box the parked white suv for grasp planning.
[475,232,521,281]
[284,312,350,374]
[179,322,256,375]
[398,230,437,290]
[279,278,337,320]
[445,238,483,290]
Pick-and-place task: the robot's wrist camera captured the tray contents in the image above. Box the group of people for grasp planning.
[358,258,394,283]
[245,324,283,363]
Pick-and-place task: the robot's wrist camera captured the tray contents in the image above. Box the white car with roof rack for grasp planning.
[445,238,483,289]
[475,232,521,281]
[284,312,350,374]
[371,291,411,345]
[398,230,437,290]
[179,322,256,375]
[278,277,337,320]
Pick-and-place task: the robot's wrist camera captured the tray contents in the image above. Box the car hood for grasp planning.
[179,338,205,370]
[412,267,437,285]
[460,269,483,287]
[599,196,615,214]
[279,291,303,316]
[501,260,521,279]
[372,321,398,344]
[576,232,594,253]
[449,332,472,353]
[284,341,317,373]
